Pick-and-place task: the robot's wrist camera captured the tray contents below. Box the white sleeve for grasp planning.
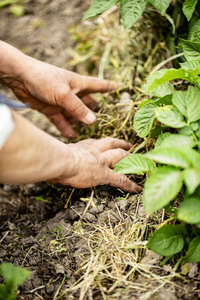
[0,104,15,151]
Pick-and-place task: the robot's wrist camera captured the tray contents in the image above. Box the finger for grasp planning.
[60,90,96,125]
[106,170,142,194]
[48,113,77,139]
[81,95,99,111]
[63,95,99,125]
[78,76,117,95]
[93,137,132,153]
[76,139,95,147]
[101,149,130,168]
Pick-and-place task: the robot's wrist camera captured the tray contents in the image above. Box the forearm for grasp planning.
[0,111,76,184]
[0,40,28,86]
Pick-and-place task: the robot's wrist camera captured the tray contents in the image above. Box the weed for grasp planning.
[0,263,31,300]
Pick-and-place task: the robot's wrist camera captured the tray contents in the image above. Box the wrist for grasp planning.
[55,143,79,182]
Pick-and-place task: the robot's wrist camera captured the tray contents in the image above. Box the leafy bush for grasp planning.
[83,0,199,30]
[0,263,31,300]
[114,21,200,261]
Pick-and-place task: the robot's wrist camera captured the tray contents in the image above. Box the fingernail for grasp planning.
[85,112,96,124]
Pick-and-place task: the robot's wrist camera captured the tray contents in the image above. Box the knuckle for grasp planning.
[56,86,70,104]
[119,174,127,185]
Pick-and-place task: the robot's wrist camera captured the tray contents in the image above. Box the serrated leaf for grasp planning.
[114,154,156,174]
[178,198,200,223]
[150,81,174,98]
[180,38,200,61]
[180,60,200,77]
[185,236,200,262]
[155,132,171,148]
[0,263,31,287]
[82,0,118,21]
[183,0,198,21]
[184,168,200,195]
[189,19,200,42]
[173,87,200,123]
[145,146,200,168]
[134,103,157,138]
[155,106,187,128]
[146,68,187,92]
[147,225,186,256]
[144,166,183,213]
[160,134,194,148]
[149,0,171,15]
[120,0,147,29]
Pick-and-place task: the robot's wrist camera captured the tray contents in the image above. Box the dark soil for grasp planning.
[1,1,200,299]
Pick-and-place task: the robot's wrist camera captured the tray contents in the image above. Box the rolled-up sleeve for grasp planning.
[0,104,15,151]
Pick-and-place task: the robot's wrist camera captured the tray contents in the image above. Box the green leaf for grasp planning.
[150,82,174,98]
[183,0,198,22]
[144,166,183,213]
[185,236,200,262]
[149,0,171,15]
[147,225,186,256]
[114,154,156,174]
[0,0,16,8]
[179,125,193,136]
[180,38,200,61]
[180,60,200,77]
[134,103,157,138]
[178,197,200,224]
[155,132,171,148]
[0,263,31,287]
[10,4,24,17]
[145,146,199,168]
[156,134,194,148]
[188,19,200,42]
[150,125,167,138]
[173,87,200,123]
[138,98,152,109]
[82,0,118,21]
[146,68,187,92]
[155,106,187,128]
[154,94,172,106]
[120,0,148,29]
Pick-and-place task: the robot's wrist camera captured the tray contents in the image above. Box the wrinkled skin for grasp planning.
[0,41,141,193]
[4,53,115,138]
[54,138,142,193]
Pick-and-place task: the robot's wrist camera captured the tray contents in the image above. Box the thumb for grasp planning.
[60,90,96,124]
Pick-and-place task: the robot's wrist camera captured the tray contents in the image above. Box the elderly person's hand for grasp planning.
[0,112,142,193]
[53,138,142,193]
[0,41,115,138]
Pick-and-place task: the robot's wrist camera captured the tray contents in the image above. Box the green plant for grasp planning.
[0,263,31,300]
[83,0,199,30]
[114,21,200,262]
[83,0,200,68]
[0,0,25,17]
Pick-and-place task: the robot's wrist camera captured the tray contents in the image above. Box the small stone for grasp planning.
[107,201,116,210]
[84,212,96,222]
[188,263,198,278]
[90,204,104,214]
[46,285,54,294]
[55,263,65,274]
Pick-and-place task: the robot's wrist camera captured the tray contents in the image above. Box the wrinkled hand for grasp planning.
[8,56,114,138]
[54,137,142,193]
